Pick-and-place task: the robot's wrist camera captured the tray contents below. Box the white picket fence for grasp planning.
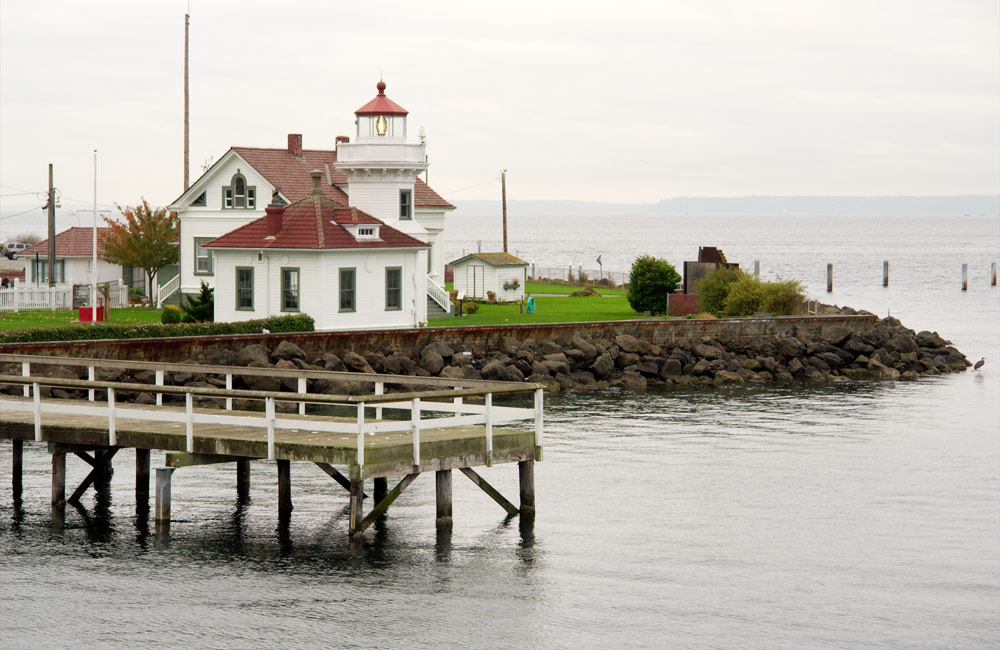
[0,280,127,313]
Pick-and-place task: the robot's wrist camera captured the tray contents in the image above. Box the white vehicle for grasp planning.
[2,242,29,260]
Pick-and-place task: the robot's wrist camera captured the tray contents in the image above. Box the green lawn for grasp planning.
[444,281,626,296]
[429,295,656,326]
[0,307,163,331]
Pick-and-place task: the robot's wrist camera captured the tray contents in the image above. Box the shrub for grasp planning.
[760,278,804,315]
[0,314,315,344]
[181,312,196,323]
[128,286,145,301]
[723,275,765,317]
[696,267,745,316]
[181,280,214,322]
[626,255,681,316]
[463,301,480,314]
[160,305,182,324]
[569,286,600,297]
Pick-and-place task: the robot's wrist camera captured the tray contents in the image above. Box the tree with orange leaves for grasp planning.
[102,199,179,303]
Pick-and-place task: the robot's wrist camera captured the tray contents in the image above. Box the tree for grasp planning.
[626,255,681,315]
[696,267,746,316]
[182,280,214,322]
[102,199,179,302]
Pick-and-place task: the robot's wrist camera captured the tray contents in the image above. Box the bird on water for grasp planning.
[973,357,985,371]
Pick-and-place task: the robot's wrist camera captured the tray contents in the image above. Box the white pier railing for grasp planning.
[0,354,544,469]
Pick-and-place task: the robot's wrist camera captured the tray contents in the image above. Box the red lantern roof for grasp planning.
[355,80,409,117]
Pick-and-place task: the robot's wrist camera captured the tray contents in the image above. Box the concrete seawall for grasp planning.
[0,315,879,363]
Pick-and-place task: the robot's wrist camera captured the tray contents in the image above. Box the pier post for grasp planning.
[51,452,65,506]
[374,477,387,504]
[349,465,363,538]
[992,262,997,286]
[962,263,968,291]
[155,467,175,523]
[826,264,833,293]
[753,260,759,279]
[518,460,535,517]
[435,469,453,530]
[237,458,251,503]
[277,460,292,517]
[12,440,23,496]
[883,260,889,287]
[135,448,150,504]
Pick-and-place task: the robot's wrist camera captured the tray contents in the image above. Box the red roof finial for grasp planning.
[377,80,386,94]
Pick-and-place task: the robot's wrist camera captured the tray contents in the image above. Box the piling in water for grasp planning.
[883,260,889,287]
[962,263,968,291]
[827,264,833,292]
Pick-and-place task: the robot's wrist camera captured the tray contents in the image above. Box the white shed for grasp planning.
[449,252,528,302]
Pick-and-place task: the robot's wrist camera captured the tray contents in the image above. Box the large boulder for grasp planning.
[209,349,239,366]
[320,353,345,372]
[342,351,375,374]
[419,349,445,375]
[238,344,271,366]
[241,362,281,392]
[589,353,615,378]
[571,335,599,361]
[820,325,852,346]
[614,334,640,353]
[660,358,683,377]
[774,337,805,359]
[692,343,725,361]
[271,341,306,362]
[916,331,948,348]
[423,340,455,362]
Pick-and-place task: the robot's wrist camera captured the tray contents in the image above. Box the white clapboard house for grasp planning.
[166,81,455,324]
[205,172,429,329]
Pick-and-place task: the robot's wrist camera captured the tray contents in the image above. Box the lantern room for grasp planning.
[355,80,408,142]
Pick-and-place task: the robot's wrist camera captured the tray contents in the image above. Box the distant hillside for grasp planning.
[455,195,999,217]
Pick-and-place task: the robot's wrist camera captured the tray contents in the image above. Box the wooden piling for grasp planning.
[883,260,889,287]
[277,459,292,516]
[236,458,251,503]
[992,262,997,286]
[155,467,175,523]
[518,460,535,516]
[374,477,388,504]
[51,452,65,506]
[435,469,453,529]
[753,260,760,279]
[826,264,833,293]
[135,448,150,504]
[962,263,968,291]
[349,466,364,538]
[12,440,22,496]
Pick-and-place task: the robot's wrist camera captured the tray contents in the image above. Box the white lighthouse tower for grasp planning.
[335,81,429,239]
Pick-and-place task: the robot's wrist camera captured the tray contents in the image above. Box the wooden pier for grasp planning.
[0,354,543,538]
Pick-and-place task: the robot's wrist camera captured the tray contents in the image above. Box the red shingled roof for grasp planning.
[228,146,454,210]
[205,192,428,251]
[23,227,112,257]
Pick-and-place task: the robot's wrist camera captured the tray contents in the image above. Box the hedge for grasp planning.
[0,314,315,344]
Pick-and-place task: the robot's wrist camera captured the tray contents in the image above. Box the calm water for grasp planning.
[2,214,999,649]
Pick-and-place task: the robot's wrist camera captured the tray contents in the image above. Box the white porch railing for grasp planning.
[0,285,72,312]
[427,276,453,315]
[105,279,128,309]
[157,275,179,308]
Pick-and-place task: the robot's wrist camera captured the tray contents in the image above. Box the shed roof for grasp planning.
[449,252,529,267]
[23,227,112,258]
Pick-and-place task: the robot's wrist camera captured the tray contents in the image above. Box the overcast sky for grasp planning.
[1,0,997,234]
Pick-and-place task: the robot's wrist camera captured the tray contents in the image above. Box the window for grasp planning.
[281,268,300,312]
[223,172,256,209]
[399,189,412,220]
[191,191,207,207]
[193,238,213,275]
[32,259,65,284]
[385,267,401,310]
[358,227,374,237]
[339,268,355,312]
[236,267,254,310]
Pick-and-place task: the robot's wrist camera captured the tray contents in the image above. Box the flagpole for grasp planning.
[93,149,98,321]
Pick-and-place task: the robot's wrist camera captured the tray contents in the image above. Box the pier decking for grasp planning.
[0,354,543,538]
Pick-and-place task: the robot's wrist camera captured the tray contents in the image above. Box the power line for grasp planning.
[443,176,501,196]
[0,205,45,221]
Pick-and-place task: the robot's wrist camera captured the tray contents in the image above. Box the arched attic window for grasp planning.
[223,171,256,209]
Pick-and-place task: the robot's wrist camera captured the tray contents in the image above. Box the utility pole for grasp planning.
[183,10,190,191]
[47,164,56,288]
[501,169,508,253]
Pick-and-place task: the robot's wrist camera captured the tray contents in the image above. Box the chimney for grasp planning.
[335,135,350,145]
[350,207,359,224]
[288,133,303,157]
[310,169,323,196]
[265,205,284,236]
